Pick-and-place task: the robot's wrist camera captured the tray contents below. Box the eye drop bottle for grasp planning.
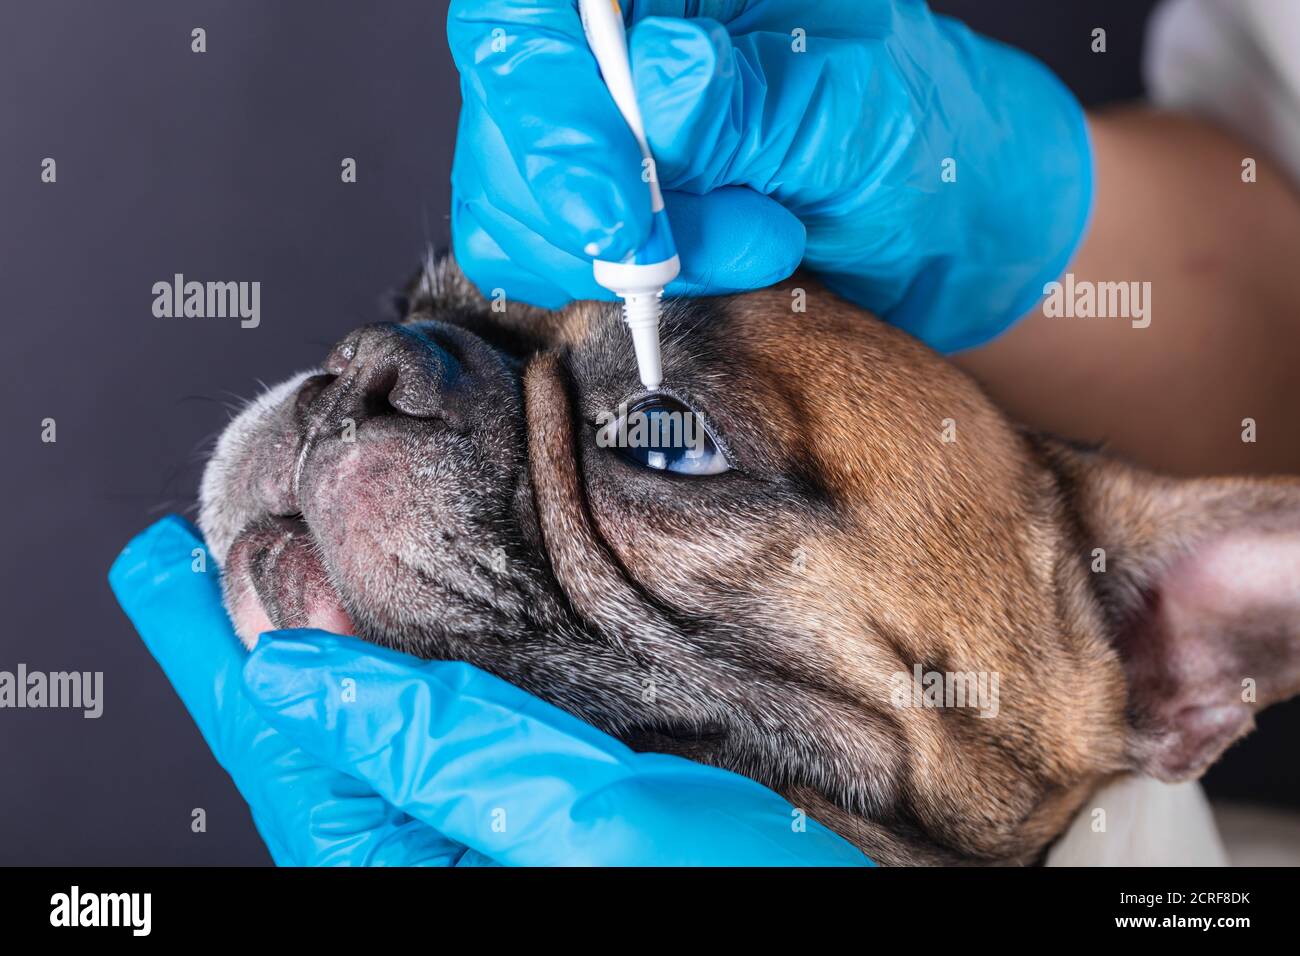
[579,0,680,389]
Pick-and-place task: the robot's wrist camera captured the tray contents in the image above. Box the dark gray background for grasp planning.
[2,0,1293,866]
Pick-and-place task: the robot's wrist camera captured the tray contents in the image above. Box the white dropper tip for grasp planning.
[621,292,663,388]
[577,0,677,390]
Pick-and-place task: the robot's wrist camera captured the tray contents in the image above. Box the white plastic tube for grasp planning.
[579,0,680,389]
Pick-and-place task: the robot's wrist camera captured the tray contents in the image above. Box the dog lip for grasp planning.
[228,514,355,641]
[244,515,306,617]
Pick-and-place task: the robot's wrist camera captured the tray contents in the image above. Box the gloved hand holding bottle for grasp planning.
[448,0,1092,351]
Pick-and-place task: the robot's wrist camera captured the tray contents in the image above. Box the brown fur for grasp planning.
[200,256,1300,865]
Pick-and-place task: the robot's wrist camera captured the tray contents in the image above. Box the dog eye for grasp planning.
[596,395,731,476]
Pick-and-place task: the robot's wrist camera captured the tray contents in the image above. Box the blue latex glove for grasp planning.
[448,0,1092,352]
[110,517,872,866]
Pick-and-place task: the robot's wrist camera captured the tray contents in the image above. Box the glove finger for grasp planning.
[453,183,803,303]
[629,0,867,30]
[630,16,876,208]
[110,518,469,867]
[242,728,471,867]
[245,632,872,866]
[452,158,614,306]
[110,516,260,765]
[447,0,651,260]
[661,187,804,296]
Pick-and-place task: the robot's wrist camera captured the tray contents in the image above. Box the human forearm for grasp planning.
[955,107,1300,475]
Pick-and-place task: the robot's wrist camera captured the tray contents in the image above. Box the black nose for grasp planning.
[299,323,466,431]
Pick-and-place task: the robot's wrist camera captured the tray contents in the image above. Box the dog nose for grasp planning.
[303,323,465,429]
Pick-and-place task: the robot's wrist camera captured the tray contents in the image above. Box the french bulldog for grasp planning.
[198,254,1300,865]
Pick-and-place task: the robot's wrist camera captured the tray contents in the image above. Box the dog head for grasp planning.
[199,256,1300,864]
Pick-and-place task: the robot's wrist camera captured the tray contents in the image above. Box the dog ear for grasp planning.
[1049,441,1300,782]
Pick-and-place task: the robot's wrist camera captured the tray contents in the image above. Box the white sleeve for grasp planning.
[1047,775,1228,867]
[1145,0,1300,183]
